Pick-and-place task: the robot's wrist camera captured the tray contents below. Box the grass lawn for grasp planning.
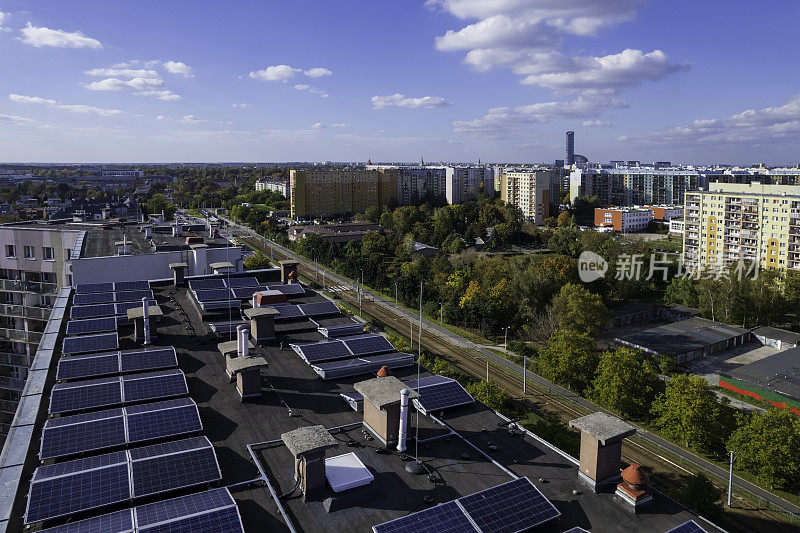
[645,236,684,253]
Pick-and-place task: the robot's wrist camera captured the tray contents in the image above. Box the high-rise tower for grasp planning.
[565,131,575,166]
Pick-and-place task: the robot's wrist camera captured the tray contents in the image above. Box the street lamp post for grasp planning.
[440,303,443,325]
[503,326,510,352]
[395,282,398,305]
[728,451,734,507]
[523,355,527,395]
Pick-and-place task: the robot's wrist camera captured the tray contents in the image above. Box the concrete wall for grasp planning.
[71,246,243,285]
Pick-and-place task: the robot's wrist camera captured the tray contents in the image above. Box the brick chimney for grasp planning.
[616,463,652,510]
[569,412,636,492]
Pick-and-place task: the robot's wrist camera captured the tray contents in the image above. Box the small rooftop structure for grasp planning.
[354,376,418,410]
[281,425,340,497]
[570,412,636,491]
[569,412,636,446]
[752,326,800,350]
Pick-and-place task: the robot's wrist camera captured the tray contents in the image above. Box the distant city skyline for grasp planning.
[1,1,800,164]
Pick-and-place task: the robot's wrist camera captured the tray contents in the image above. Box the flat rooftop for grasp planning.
[0,270,722,533]
[725,347,800,403]
[617,317,748,356]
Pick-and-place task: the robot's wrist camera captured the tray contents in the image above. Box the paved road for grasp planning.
[212,213,800,518]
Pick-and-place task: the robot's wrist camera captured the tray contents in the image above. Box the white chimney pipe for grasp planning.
[241,328,250,358]
[236,325,245,358]
[252,292,261,308]
[142,297,151,345]
[397,388,410,452]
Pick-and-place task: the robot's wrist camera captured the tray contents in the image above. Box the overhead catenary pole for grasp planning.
[418,281,422,359]
[728,450,734,507]
[523,355,527,395]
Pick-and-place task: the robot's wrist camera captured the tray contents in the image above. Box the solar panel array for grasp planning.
[665,521,708,533]
[74,290,154,306]
[49,369,188,414]
[57,353,119,381]
[66,317,118,336]
[297,301,340,316]
[342,334,395,356]
[115,280,150,292]
[231,286,267,299]
[414,380,474,414]
[26,437,221,525]
[313,352,415,379]
[223,276,259,288]
[70,303,117,320]
[75,282,115,294]
[188,278,225,291]
[194,288,235,302]
[292,340,352,363]
[372,478,559,533]
[40,489,243,533]
[267,283,306,296]
[129,437,221,498]
[40,398,202,460]
[115,289,155,303]
[62,333,119,355]
[270,302,304,320]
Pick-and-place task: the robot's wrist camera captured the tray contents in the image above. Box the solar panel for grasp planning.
[50,376,123,414]
[75,282,115,294]
[71,303,117,319]
[313,353,415,379]
[115,289,154,303]
[74,292,116,305]
[120,347,178,373]
[115,280,150,292]
[267,283,305,296]
[292,340,351,363]
[66,317,118,336]
[126,398,202,443]
[665,520,708,533]
[40,408,126,460]
[270,303,304,319]
[342,334,395,356]
[194,288,234,302]
[298,301,340,317]
[456,478,559,533]
[414,381,474,414]
[373,501,477,533]
[115,301,145,316]
[135,488,244,533]
[25,451,130,524]
[39,509,134,533]
[129,437,221,498]
[561,528,590,533]
[188,278,226,291]
[231,286,266,299]
[224,276,259,288]
[62,332,119,355]
[57,352,120,381]
[122,369,188,403]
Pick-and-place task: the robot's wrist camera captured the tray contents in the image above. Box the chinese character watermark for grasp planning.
[578,252,759,283]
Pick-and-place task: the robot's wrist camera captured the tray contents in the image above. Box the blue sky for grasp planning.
[1,0,799,164]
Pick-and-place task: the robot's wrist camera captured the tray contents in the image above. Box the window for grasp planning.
[23,246,35,259]
[43,247,54,260]
[5,245,15,258]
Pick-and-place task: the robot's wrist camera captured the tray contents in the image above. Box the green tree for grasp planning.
[589,347,663,420]
[727,408,800,488]
[548,227,582,257]
[466,380,510,411]
[651,374,736,453]
[550,282,608,337]
[556,211,573,227]
[243,252,272,270]
[537,330,598,394]
[664,276,699,308]
[144,193,175,220]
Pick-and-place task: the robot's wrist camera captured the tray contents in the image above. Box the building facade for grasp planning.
[499,169,551,224]
[683,182,800,272]
[594,207,653,232]
[445,166,493,205]
[365,165,492,206]
[645,205,684,220]
[255,179,290,198]
[570,168,704,206]
[290,169,398,219]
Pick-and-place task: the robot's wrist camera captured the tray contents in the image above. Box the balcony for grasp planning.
[0,279,58,294]
[0,304,52,321]
[0,328,43,344]
[0,375,26,392]
[0,398,18,414]
[0,351,30,367]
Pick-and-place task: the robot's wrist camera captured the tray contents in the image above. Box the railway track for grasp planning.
[238,233,796,532]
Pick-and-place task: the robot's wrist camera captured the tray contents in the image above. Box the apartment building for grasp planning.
[290,168,398,219]
[366,164,447,205]
[0,227,83,440]
[594,207,653,233]
[683,182,800,272]
[255,178,290,198]
[570,168,704,206]
[499,169,551,224]
[445,166,494,204]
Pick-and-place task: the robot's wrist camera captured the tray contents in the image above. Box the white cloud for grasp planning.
[163,60,193,78]
[137,90,181,101]
[294,84,329,98]
[428,0,686,96]
[625,95,800,146]
[19,22,102,49]
[454,96,626,136]
[156,115,166,120]
[86,67,159,78]
[0,113,38,126]
[113,59,161,69]
[249,65,301,82]
[371,94,451,109]
[180,115,206,125]
[582,119,612,127]
[304,67,332,78]
[231,103,251,109]
[9,93,122,116]
[311,122,326,129]
[331,123,349,128]
[311,122,349,129]
[0,11,10,32]
[519,49,688,92]
[85,77,163,92]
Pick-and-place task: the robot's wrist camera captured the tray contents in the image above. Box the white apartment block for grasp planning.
[499,169,551,224]
[255,179,290,198]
